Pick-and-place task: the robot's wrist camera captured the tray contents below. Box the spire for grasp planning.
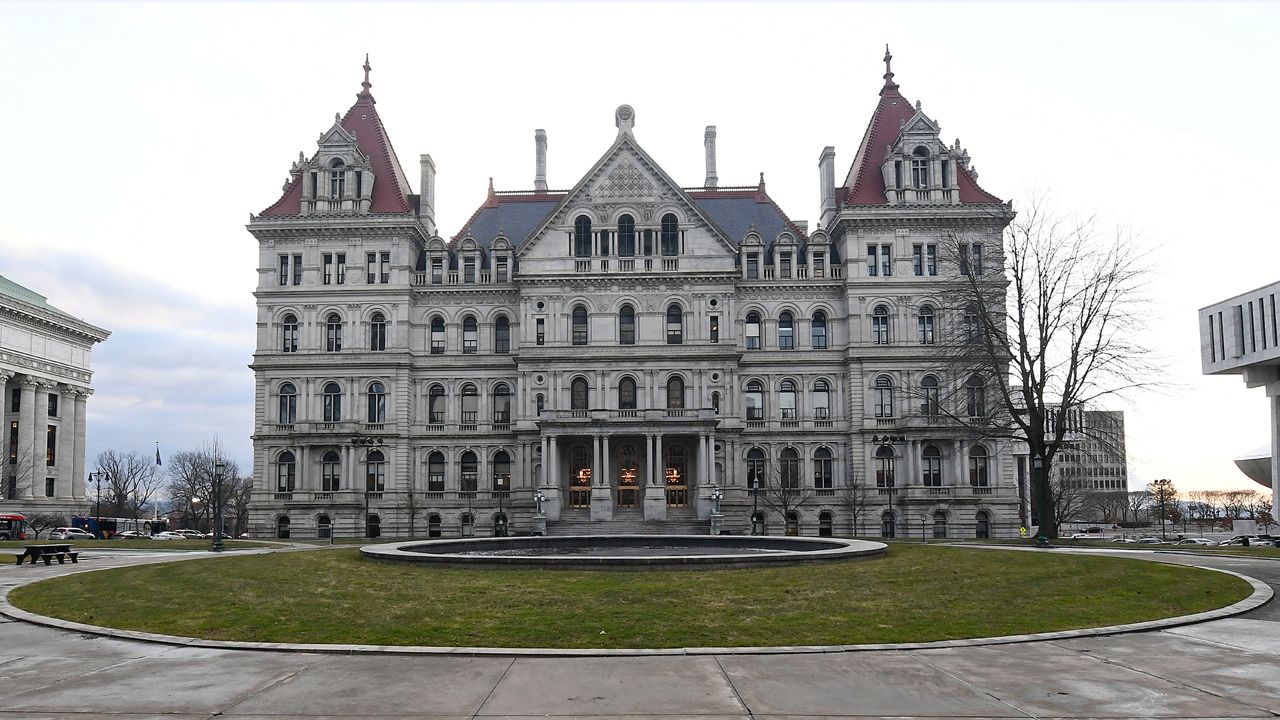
[357,54,375,104]
[881,44,899,94]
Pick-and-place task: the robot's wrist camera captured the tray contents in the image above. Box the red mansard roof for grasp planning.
[841,57,1001,206]
[260,68,413,216]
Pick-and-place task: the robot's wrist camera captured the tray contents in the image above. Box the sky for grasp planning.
[1,2,1276,494]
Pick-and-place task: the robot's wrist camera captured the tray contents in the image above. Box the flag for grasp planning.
[155,442,162,466]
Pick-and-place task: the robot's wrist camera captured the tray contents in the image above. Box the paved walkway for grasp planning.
[0,545,1276,719]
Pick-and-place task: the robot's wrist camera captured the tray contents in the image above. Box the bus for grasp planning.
[0,513,26,541]
[71,516,168,539]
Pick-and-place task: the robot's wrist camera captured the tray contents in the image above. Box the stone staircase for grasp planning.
[548,508,710,536]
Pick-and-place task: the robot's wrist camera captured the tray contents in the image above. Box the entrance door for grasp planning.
[569,446,591,509]
[665,444,688,507]
[618,447,639,508]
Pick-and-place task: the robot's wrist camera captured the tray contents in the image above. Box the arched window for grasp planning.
[969,446,990,487]
[278,383,297,424]
[920,375,940,417]
[572,305,589,345]
[880,510,895,538]
[618,377,637,410]
[813,447,833,489]
[932,510,948,539]
[911,146,930,189]
[785,511,800,536]
[711,391,721,414]
[975,510,991,539]
[874,375,895,418]
[329,157,345,197]
[535,393,545,415]
[281,314,298,353]
[462,315,478,354]
[427,451,445,491]
[430,316,446,354]
[326,313,343,352]
[317,514,332,539]
[778,311,794,350]
[871,305,890,345]
[746,448,767,489]
[571,377,589,410]
[813,380,831,419]
[917,305,935,345]
[966,375,986,417]
[460,512,474,537]
[619,305,636,344]
[818,511,834,537]
[666,376,685,409]
[494,316,511,354]
[780,447,800,488]
[428,513,442,537]
[660,213,679,256]
[321,450,340,491]
[779,379,797,419]
[366,514,380,539]
[962,305,980,342]
[460,451,478,493]
[370,312,387,351]
[366,382,386,423]
[745,380,764,420]
[922,445,942,487]
[276,515,290,539]
[428,384,446,424]
[574,215,592,257]
[322,382,342,422]
[745,312,761,350]
[460,384,478,424]
[493,450,511,490]
[492,384,511,424]
[365,450,385,492]
[618,214,636,257]
[875,445,895,488]
[811,311,827,349]
[276,451,296,492]
[666,304,683,344]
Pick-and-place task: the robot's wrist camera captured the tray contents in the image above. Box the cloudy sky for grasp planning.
[1,2,1276,493]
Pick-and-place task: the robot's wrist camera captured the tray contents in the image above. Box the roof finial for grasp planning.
[882,44,899,92]
[357,54,375,103]
[488,176,494,192]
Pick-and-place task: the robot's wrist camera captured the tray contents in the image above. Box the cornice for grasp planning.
[0,300,109,345]
[0,350,95,385]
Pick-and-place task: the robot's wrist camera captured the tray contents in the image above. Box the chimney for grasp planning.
[818,146,836,219]
[419,154,436,231]
[704,126,718,188]
[534,129,548,191]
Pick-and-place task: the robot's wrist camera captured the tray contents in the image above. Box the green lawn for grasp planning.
[0,539,274,551]
[8,545,1250,649]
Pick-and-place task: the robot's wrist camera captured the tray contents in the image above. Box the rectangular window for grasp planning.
[323,253,333,285]
[336,253,346,284]
[9,388,18,413]
[47,393,57,418]
[779,252,792,279]
[536,318,545,346]
[45,477,54,497]
[927,244,937,275]
[959,244,970,275]
[46,425,55,466]
[366,252,377,284]
[379,252,390,284]
[881,244,892,276]
[464,258,476,284]
[431,257,443,284]
[867,244,878,276]
[913,244,923,276]
[496,257,508,283]
[278,255,289,286]
[1249,301,1257,353]
[7,421,16,464]
[1209,314,1217,362]
[292,254,302,285]
[1218,311,1226,359]
[746,253,759,279]
[1234,305,1246,356]
[812,252,825,278]
[709,316,719,344]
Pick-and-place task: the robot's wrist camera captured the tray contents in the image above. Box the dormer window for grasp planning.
[660,214,679,256]
[574,216,592,258]
[911,146,929,189]
[328,158,346,198]
[618,215,636,256]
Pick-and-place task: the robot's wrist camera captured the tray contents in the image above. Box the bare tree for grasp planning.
[166,441,239,533]
[94,449,165,520]
[1050,478,1096,535]
[0,438,36,503]
[225,472,253,538]
[929,201,1153,538]
[23,512,64,539]
[1090,490,1128,525]
[757,454,814,535]
[398,488,421,538]
[1147,478,1178,539]
[838,476,874,537]
[1123,490,1150,527]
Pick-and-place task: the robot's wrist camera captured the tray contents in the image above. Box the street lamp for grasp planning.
[750,474,761,535]
[920,514,927,542]
[212,460,225,552]
[88,470,105,538]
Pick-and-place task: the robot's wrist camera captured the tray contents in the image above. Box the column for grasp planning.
[30,379,49,499]
[57,386,77,500]
[549,435,559,487]
[655,434,664,481]
[906,440,918,487]
[72,390,89,499]
[601,434,611,487]
[591,434,601,486]
[954,440,966,487]
[645,434,655,485]
[539,436,548,486]
[299,445,311,492]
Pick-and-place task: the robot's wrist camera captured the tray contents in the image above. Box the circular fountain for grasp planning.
[361,534,886,570]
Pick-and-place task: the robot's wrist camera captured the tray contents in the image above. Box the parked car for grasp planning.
[48,527,95,541]
[173,529,205,539]
[1110,536,1137,543]
[1175,538,1216,546]
[152,531,186,541]
[1136,537,1165,544]
[113,530,149,539]
[1069,533,1103,540]
[1219,536,1272,547]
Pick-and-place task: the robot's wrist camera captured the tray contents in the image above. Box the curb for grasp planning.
[0,549,1271,658]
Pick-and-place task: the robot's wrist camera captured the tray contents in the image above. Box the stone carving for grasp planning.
[594,161,656,199]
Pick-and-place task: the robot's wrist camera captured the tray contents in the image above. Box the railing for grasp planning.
[619,259,635,272]
[876,487,897,497]
[459,423,477,432]
[317,422,337,431]
[665,409,689,417]
[425,424,444,433]
[491,422,511,432]
[746,420,767,429]
[413,270,512,286]
[644,258,653,271]
[763,267,775,280]
[812,420,834,428]
[312,492,333,501]
[875,417,897,428]
[662,258,679,271]
[557,410,590,418]
[575,260,591,273]
[926,487,953,497]
[970,486,993,496]
[796,266,808,279]
[272,423,293,432]
[612,409,639,418]
[365,492,384,500]
[815,488,835,497]
[364,423,385,431]
[274,492,293,501]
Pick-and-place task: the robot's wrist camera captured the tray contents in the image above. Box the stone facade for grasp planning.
[0,275,110,519]
[247,55,1021,540]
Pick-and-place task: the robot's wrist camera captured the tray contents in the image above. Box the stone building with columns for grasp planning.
[247,53,1021,539]
[1,275,110,519]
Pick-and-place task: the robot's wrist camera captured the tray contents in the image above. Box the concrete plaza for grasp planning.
[0,546,1277,719]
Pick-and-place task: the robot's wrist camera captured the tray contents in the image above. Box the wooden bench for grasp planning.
[14,544,79,566]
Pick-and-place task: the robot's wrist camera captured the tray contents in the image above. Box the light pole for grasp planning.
[920,514,927,542]
[750,475,761,535]
[533,488,546,536]
[709,486,723,536]
[212,460,225,552]
[90,470,104,538]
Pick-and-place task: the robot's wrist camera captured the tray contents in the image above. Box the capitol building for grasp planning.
[247,52,1020,539]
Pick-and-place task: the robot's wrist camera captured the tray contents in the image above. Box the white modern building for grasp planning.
[0,275,110,518]
[1200,281,1280,510]
[247,53,1021,540]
